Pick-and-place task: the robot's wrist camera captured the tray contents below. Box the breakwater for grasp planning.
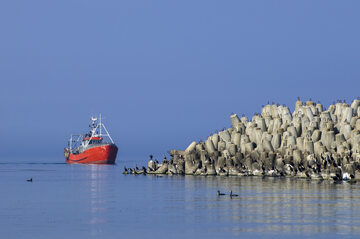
[127,98,360,181]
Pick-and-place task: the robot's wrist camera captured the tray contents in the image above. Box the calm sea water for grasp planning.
[1,159,360,239]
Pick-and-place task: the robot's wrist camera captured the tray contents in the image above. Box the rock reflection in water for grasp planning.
[182,176,360,236]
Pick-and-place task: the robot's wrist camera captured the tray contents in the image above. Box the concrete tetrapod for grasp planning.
[137,98,360,182]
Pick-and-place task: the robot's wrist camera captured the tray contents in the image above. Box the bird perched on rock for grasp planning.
[123,167,129,175]
[330,166,343,181]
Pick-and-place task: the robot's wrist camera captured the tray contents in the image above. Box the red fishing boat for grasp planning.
[64,115,118,164]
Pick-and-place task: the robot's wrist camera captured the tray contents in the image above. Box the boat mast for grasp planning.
[102,123,114,144]
[70,135,72,151]
[99,113,102,136]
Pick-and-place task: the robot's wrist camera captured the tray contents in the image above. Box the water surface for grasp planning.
[0,160,359,239]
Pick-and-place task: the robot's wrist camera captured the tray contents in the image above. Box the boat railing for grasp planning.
[69,134,83,153]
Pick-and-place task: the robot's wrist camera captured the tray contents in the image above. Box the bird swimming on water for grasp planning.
[229,190,238,197]
[27,178,33,182]
[217,190,226,196]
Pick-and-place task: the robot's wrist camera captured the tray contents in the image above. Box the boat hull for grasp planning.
[66,144,118,164]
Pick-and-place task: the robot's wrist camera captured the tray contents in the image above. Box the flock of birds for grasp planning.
[122,164,240,198]
[123,165,147,175]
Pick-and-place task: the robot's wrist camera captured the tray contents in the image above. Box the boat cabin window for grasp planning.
[89,140,102,144]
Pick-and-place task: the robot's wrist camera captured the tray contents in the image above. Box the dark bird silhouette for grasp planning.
[229,190,238,197]
[27,178,32,182]
[123,167,129,175]
[217,190,226,196]
[332,173,342,182]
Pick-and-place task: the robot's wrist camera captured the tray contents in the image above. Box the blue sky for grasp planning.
[1,1,360,161]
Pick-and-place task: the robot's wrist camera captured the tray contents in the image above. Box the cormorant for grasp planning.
[229,190,238,197]
[217,190,225,196]
[123,167,129,175]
